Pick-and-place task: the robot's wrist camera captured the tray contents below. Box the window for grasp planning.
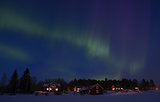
[46,88,49,91]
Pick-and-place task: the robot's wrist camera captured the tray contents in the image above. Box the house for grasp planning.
[112,85,124,91]
[73,83,104,95]
[43,82,60,93]
[89,83,104,95]
[74,86,81,93]
[73,85,89,95]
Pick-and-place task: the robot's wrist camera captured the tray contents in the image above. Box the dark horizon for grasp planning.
[1,68,159,87]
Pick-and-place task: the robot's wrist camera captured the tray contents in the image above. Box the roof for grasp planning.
[43,81,60,87]
[90,83,104,89]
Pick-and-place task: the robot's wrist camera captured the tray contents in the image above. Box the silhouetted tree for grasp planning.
[106,80,113,89]
[0,73,7,93]
[140,79,147,90]
[19,68,33,93]
[130,79,139,89]
[121,79,130,89]
[30,76,37,92]
[54,78,67,91]
[8,70,18,94]
[68,79,77,91]
[149,80,155,89]
[0,73,7,86]
[35,81,44,91]
[146,81,150,90]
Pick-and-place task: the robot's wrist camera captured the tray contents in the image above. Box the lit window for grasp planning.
[55,88,58,91]
[112,88,115,91]
[77,88,80,92]
[46,88,49,91]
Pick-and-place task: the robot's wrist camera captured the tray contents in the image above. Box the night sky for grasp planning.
[0,0,160,83]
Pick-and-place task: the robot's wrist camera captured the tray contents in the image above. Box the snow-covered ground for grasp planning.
[1,91,160,102]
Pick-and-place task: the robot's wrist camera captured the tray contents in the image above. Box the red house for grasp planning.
[43,82,60,93]
[89,83,104,95]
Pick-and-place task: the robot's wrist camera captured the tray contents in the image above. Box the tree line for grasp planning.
[0,68,158,94]
[68,78,156,91]
[0,68,36,94]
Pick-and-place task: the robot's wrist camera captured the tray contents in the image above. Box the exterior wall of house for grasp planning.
[43,82,60,93]
[89,85,103,95]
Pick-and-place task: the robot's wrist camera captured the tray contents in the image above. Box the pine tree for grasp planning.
[146,81,150,90]
[132,79,138,88]
[8,70,18,94]
[0,73,7,93]
[19,68,32,93]
[140,79,147,90]
[149,80,155,89]
[1,73,7,86]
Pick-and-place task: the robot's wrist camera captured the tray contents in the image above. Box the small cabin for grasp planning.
[89,83,104,95]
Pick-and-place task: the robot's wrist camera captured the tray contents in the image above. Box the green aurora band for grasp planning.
[0,8,146,80]
[0,43,31,61]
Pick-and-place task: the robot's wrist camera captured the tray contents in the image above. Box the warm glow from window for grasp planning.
[74,86,77,92]
[116,88,120,90]
[77,88,81,92]
[55,88,58,91]
[155,88,159,91]
[112,88,115,91]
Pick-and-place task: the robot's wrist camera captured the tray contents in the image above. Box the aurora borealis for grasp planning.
[0,0,160,82]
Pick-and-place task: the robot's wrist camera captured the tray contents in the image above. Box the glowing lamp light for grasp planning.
[135,87,139,90]
[121,88,124,90]
[112,88,115,91]
[46,88,49,91]
[74,87,77,92]
[77,88,81,92]
[155,88,159,91]
[55,88,58,91]
[116,88,120,90]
